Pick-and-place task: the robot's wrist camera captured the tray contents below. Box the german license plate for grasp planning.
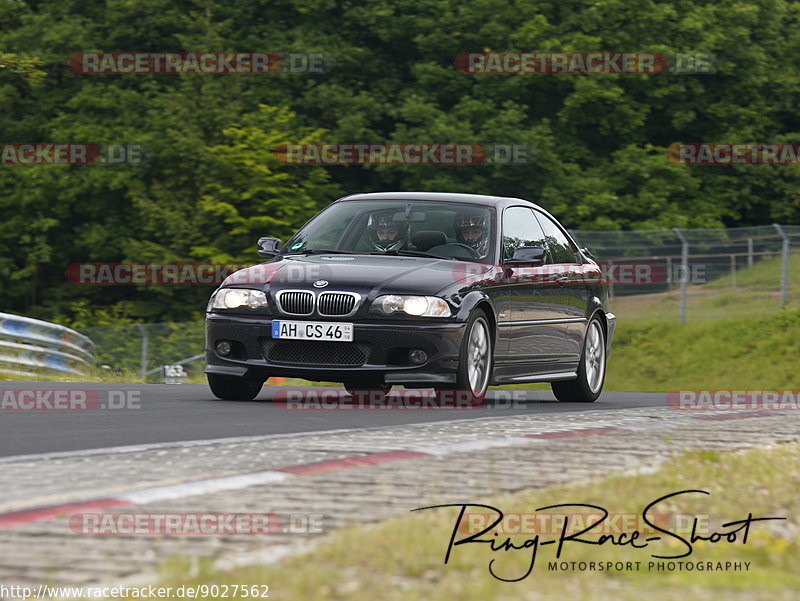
[271,320,354,342]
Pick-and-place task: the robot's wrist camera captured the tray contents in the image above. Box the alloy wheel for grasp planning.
[584,320,606,394]
[467,317,491,396]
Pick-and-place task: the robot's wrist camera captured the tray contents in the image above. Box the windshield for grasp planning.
[284,200,496,263]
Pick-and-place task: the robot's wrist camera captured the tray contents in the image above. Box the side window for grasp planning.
[501,207,547,259]
[534,211,579,264]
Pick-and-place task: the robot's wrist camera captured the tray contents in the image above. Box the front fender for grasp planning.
[453,290,496,323]
[586,295,605,319]
[585,298,616,356]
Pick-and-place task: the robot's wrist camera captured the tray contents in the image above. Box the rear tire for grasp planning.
[207,374,263,401]
[551,316,606,403]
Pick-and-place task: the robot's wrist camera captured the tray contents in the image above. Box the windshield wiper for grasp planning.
[284,248,358,256]
[285,248,443,259]
[377,249,442,259]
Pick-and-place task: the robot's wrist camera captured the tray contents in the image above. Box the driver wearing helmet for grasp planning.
[367,210,407,252]
[454,212,489,257]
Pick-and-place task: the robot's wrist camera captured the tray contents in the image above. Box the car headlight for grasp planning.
[208,288,268,311]
[373,295,452,317]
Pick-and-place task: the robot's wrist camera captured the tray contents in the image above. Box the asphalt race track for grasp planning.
[0,382,665,458]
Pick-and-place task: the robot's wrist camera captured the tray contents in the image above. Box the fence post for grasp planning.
[666,256,672,288]
[607,259,615,300]
[730,254,736,289]
[137,323,149,381]
[773,224,789,307]
[673,228,689,324]
[747,238,754,268]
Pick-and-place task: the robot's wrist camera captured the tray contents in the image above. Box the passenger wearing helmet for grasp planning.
[454,212,489,257]
[367,210,407,252]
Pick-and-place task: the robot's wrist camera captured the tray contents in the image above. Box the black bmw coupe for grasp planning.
[205,192,615,402]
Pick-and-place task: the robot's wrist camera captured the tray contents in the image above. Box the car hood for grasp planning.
[221,254,494,297]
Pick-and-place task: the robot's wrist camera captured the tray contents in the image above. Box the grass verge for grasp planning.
[602,306,800,391]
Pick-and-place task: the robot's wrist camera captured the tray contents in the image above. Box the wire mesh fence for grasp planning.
[76,322,205,382]
[569,224,800,323]
[69,224,798,381]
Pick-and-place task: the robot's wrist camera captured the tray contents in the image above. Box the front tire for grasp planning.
[551,315,606,402]
[436,309,493,404]
[207,374,263,401]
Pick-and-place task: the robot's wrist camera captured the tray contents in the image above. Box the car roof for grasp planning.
[335,191,546,212]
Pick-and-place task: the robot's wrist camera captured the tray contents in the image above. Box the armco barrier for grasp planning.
[0,313,95,375]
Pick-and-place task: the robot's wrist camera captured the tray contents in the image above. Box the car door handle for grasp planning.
[556,275,569,286]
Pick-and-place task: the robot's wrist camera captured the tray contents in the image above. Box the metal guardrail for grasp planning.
[0,313,95,375]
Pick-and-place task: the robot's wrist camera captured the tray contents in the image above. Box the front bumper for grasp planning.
[204,313,467,385]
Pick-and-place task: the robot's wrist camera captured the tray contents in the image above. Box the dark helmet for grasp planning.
[454,211,489,254]
[368,210,407,252]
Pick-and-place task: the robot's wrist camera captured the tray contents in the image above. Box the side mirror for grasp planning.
[580,247,595,260]
[504,246,546,266]
[257,237,282,259]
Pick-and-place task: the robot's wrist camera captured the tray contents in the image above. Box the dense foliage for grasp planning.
[1,0,799,324]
